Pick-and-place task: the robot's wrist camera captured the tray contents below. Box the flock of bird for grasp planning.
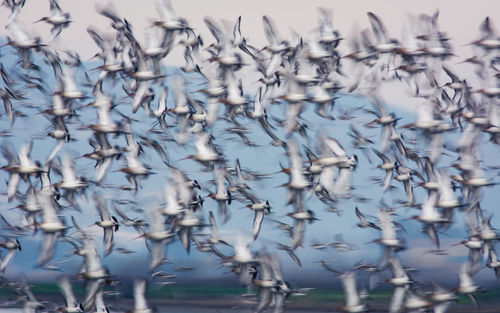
[1,0,500,312]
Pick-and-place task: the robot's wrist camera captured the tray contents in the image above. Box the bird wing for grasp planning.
[262,16,279,46]
[342,271,360,307]
[367,12,389,43]
[0,249,16,273]
[323,136,347,157]
[433,301,452,313]
[389,286,407,313]
[253,211,264,240]
[82,279,104,312]
[255,287,272,313]
[291,220,304,249]
[150,241,165,271]
[204,17,225,44]
[37,232,58,266]
[355,207,367,223]
[94,194,111,221]
[102,227,113,256]
[372,148,390,164]
[156,0,177,22]
[134,279,149,311]
[58,276,77,307]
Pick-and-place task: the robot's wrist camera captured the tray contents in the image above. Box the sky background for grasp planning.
[2,0,500,111]
[1,0,500,292]
[2,0,500,60]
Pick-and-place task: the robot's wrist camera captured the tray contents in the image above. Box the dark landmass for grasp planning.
[1,284,500,312]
